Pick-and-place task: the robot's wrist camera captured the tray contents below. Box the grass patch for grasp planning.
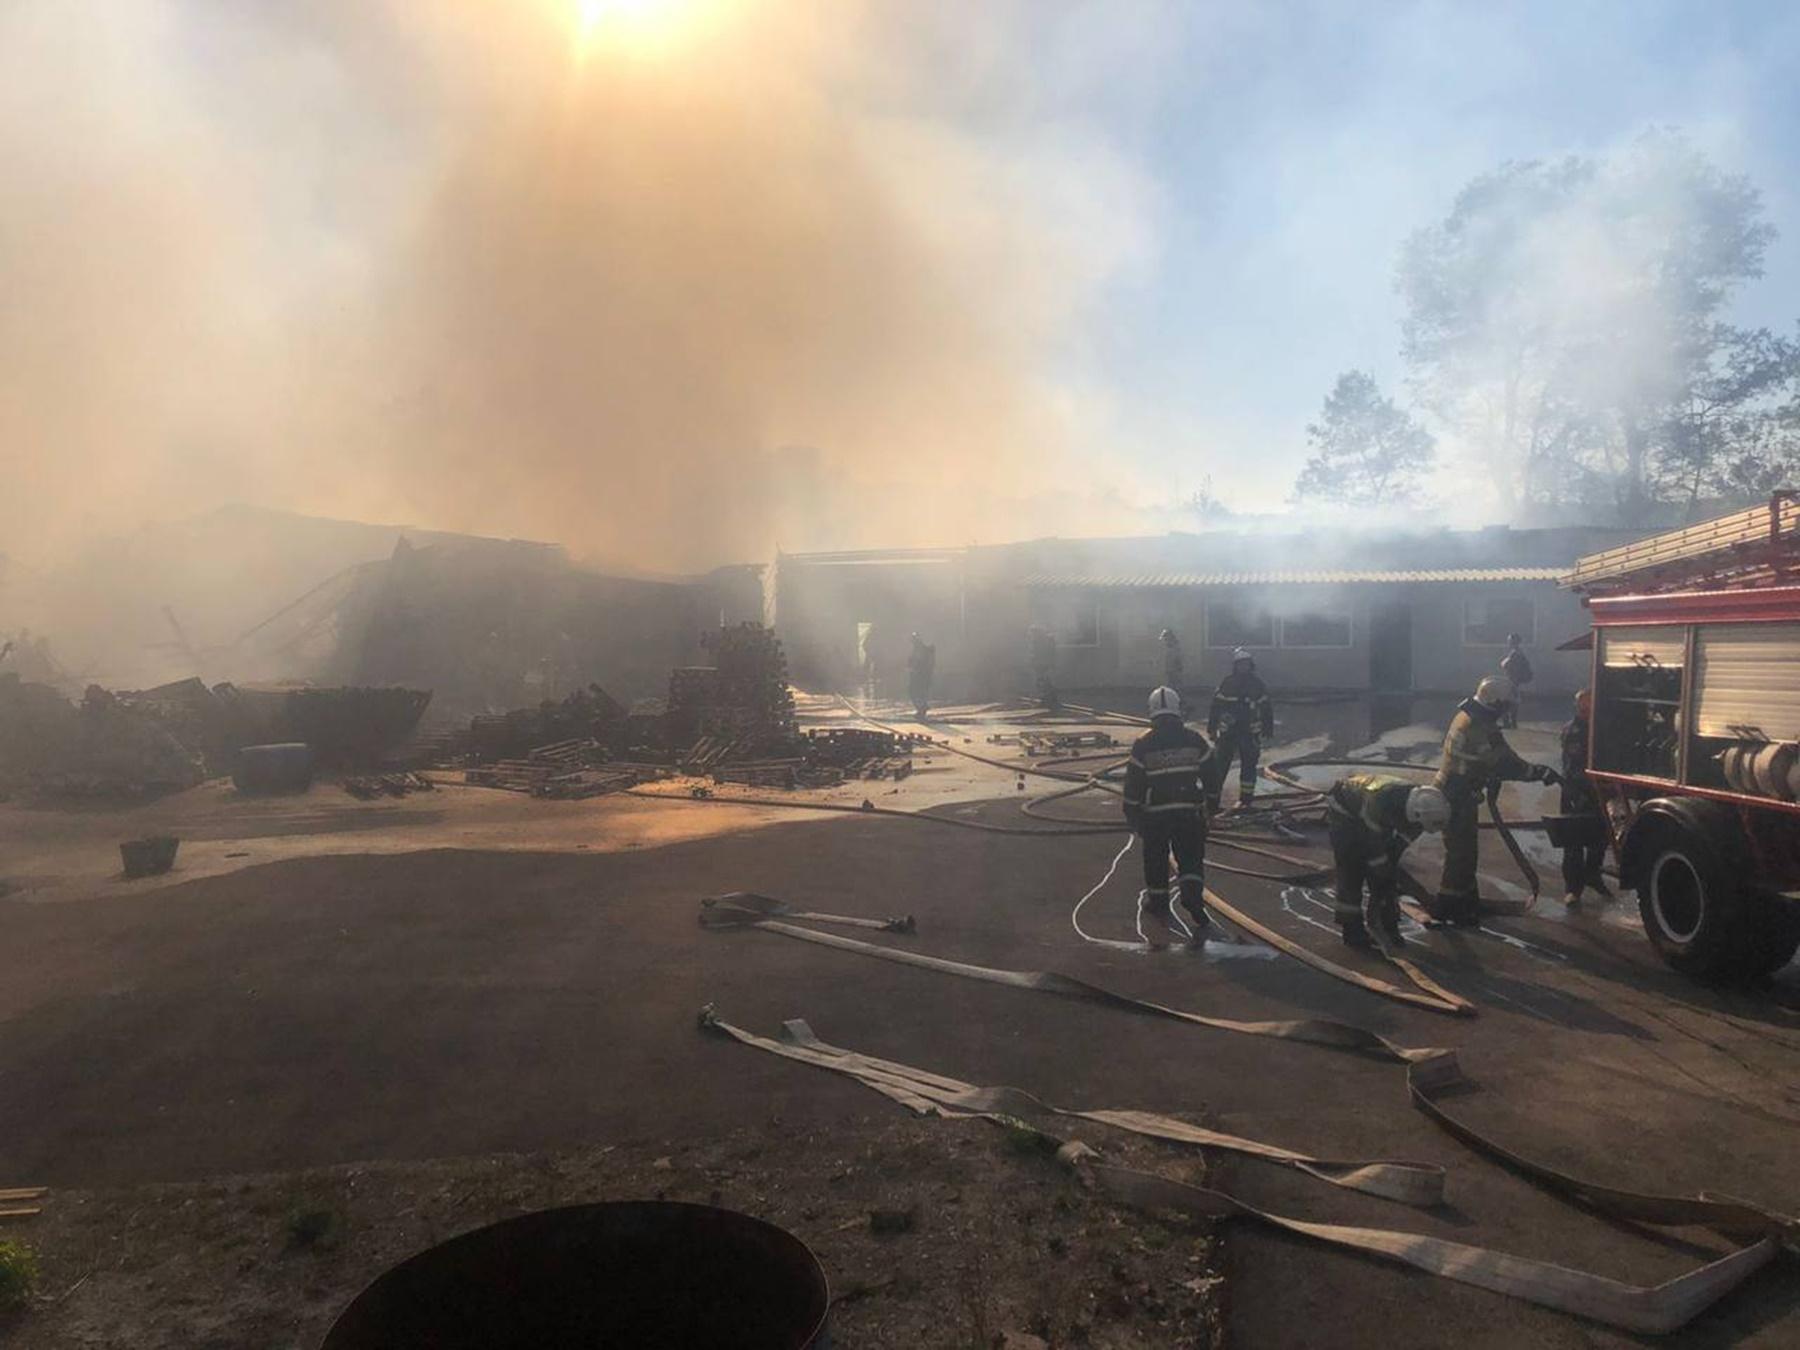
[284,1206,342,1252]
[0,1239,38,1311]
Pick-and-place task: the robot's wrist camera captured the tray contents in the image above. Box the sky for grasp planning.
[2,0,1798,570]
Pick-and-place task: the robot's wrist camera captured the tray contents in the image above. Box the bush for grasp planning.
[0,1239,38,1311]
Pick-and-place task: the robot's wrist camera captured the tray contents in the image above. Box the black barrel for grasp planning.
[322,1201,829,1349]
[233,742,315,794]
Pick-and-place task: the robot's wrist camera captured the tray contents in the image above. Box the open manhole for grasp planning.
[322,1201,829,1349]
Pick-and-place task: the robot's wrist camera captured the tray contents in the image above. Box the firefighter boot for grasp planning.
[1429,891,1483,928]
[1335,893,1373,948]
[1173,880,1212,946]
[1371,892,1405,946]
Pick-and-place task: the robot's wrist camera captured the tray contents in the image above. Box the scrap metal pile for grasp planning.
[0,672,432,803]
[0,677,204,802]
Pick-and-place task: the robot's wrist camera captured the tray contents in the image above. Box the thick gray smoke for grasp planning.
[0,0,1157,575]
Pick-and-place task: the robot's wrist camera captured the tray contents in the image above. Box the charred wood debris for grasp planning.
[0,624,921,804]
[448,624,923,799]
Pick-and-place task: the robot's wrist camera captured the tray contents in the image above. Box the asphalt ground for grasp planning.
[3,742,1798,1345]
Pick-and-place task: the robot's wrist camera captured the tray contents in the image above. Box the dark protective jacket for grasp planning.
[1029,631,1057,676]
[1327,773,1423,858]
[1123,721,1214,829]
[1560,714,1595,811]
[1500,648,1534,688]
[1433,698,1545,794]
[1162,635,1184,687]
[908,641,936,681]
[1208,669,1273,739]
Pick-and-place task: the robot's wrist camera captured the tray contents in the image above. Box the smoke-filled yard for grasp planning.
[7,2,1800,1347]
[2,698,1797,1347]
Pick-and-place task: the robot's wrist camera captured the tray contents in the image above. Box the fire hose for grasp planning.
[694,911,1794,1334]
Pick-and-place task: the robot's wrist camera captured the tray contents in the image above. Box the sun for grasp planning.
[570,0,698,60]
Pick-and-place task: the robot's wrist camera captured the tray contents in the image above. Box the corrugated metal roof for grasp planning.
[1022,568,1565,589]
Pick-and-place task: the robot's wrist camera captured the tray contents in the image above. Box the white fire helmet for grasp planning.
[1406,784,1451,833]
[1147,686,1183,720]
[1473,675,1517,711]
[1232,647,1254,666]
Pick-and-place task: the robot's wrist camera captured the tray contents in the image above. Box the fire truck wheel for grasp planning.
[1638,835,1751,980]
[1739,896,1800,979]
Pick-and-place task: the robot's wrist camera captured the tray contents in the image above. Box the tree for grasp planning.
[1292,370,1436,507]
[1396,131,1793,523]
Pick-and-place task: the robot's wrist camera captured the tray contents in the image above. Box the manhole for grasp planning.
[321,1201,829,1349]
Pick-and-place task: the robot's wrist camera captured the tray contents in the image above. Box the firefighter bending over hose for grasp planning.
[1327,773,1450,947]
[1431,675,1560,926]
[1207,647,1273,811]
[1123,687,1215,944]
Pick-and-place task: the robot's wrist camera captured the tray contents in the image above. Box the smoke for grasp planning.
[0,0,1159,573]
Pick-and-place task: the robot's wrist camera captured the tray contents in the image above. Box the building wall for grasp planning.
[774,556,972,698]
[1025,580,1595,700]
[1406,582,1592,698]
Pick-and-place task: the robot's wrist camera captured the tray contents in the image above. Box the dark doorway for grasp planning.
[1368,602,1413,692]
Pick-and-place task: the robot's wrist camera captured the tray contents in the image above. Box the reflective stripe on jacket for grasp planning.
[1435,698,1533,792]
[1123,722,1214,821]
[1208,671,1273,738]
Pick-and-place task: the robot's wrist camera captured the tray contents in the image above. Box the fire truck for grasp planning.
[1564,492,1800,980]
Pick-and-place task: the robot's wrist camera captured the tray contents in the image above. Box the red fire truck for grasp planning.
[1565,492,1800,980]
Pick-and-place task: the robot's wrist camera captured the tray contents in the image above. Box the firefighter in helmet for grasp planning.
[1326,773,1450,947]
[1430,675,1559,925]
[1159,628,1185,694]
[1028,625,1060,712]
[1123,686,1214,944]
[1207,647,1273,811]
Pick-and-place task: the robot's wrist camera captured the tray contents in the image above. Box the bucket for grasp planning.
[321,1202,830,1350]
[119,836,180,878]
[233,742,315,795]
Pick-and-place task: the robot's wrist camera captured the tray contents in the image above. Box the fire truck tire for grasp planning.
[1637,833,1754,980]
[1739,897,1800,978]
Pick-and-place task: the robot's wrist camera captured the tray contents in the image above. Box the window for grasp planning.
[1463,595,1536,646]
[1207,600,1273,649]
[1279,610,1352,648]
[1038,594,1098,647]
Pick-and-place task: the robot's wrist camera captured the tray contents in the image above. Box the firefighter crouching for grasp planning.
[1431,675,1560,925]
[1124,687,1215,943]
[1327,773,1450,947]
[1207,647,1273,811]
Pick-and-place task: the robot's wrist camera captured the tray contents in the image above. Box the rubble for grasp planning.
[0,676,205,802]
[342,772,437,800]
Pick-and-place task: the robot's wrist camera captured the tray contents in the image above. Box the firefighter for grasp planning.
[1206,647,1273,811]
[1430,675,1560,925]
[1559,687,1610,905]
[906,633,936,720]
[1499,633,1533,728]
[1327,773,1450,947]
[1123,686,1214,944]
[1160,628,1185,693]
[1028,625,1060,712]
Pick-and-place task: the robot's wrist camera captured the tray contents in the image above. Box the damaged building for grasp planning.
[233,532,765,721]
[769,525,1643,710]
